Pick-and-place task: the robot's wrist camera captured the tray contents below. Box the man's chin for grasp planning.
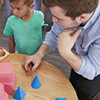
[61,26,67,29]
[60,25,68,29]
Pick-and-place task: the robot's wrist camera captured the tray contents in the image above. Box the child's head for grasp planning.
[43,0,99,19]
[9,0,34,18]
[9,0,34,6]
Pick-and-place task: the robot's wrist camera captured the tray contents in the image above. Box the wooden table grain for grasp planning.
[0,53,78,100]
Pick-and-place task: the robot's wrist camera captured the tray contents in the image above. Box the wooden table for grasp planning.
[0,53,78,100]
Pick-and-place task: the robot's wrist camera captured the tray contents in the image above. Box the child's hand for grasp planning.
[0,47,6,50]
[0,47,6,56]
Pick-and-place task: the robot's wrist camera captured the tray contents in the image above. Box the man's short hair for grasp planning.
[43,0,99,19]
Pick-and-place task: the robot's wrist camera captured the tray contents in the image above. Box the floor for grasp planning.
[0,0,72,79]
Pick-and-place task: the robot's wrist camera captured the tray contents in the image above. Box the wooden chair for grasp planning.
[41,1,46,37]
[1,0,5,5]
[41,1,45,15]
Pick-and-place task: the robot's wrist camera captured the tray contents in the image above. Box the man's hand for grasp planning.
[57,29,81,57]
[57,29,82,71]
[22,44,51,72]
[22,54,42,72]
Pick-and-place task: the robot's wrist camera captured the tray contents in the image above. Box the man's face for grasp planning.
[50,6,80,29]
[10,1,30,18]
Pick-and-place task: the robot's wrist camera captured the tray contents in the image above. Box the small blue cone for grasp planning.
[56,98,67,100]
[13,86,26,100]
[31,75,41,89]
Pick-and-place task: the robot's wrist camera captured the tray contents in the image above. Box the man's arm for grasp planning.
[9,36,15,53]
[57,29,82,71]
[23,22,63,71]
[62,50,82,71]
[36,43,52,59]
[22,43,52,71]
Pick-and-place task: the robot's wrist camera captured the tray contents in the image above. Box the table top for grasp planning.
[0,53,78,100]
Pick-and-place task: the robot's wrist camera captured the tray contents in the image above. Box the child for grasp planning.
[3,0,47,55]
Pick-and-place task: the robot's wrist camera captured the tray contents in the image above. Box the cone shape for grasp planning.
[13,86,26,100]
[31,75,41,89]
[56,98,67,100]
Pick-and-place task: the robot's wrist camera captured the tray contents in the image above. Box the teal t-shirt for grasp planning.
[4,10,47,55]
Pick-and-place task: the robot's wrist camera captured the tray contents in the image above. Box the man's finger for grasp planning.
[32,63,39,71]
[73,29,82,39]
[24,59,32,71]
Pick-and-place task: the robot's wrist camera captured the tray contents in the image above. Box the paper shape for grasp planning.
[0,83,4,96]
[0,83,9,100]
[56,98,67,100]
[0,62,16,95]
[31,75,41,89]
[3,72,16,95]
[0,62,13,82]
[0,92,9,100]
[13,86,26,100]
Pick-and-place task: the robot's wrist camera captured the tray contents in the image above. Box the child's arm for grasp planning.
[42,26,47,38]
[8,36,15,53]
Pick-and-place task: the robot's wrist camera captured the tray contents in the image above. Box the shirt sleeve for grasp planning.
[75,39,100,80]
[3,18,13,36]
[43,22,65,52]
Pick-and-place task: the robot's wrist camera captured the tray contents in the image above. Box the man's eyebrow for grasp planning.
[52,14,62,20]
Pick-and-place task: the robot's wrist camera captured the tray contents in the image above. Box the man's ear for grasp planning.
[29,3,35,10]
[75,14,87,24]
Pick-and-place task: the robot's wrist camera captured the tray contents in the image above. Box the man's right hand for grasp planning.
[22,44,52,72]
[22,54,42,72]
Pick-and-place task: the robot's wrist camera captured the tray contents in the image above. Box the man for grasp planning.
[23,0,100,99]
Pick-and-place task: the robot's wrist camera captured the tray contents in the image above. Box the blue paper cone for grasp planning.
[56,98,67,100]
[31,75,41,89]
[13,86,26,100]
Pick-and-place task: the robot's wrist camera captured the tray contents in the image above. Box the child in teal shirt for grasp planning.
[4,0,47,55]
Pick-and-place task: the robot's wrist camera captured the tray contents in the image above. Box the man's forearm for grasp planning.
[57,30,82,71]
[36,43,52,59]
[62,51,82,71]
